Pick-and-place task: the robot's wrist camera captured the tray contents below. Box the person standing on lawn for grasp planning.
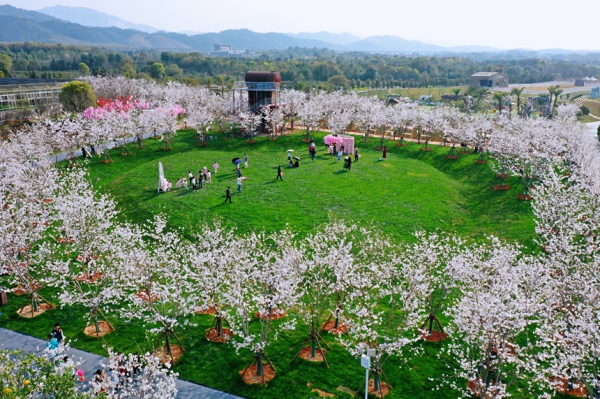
[383,147,387,159]
[213,162,219,174]
[237,176,242,193]
[347,156,352,171]
[276,165,283,181]
[244,154,249,168]
[355,148,359,162]
[224,186,232,203]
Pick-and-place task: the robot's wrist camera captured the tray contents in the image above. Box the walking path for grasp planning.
[0,328,243,399]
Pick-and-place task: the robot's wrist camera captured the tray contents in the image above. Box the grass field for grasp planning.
[0,129,540,399]
[356,87,466,101]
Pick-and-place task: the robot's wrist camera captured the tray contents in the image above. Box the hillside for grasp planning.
[38,5,159,33]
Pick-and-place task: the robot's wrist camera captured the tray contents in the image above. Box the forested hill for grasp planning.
[0,5,335,51]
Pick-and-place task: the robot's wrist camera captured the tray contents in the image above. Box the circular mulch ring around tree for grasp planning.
[195,306,216,315]
[496,173,509,179]
[197,142,207,146]
[239,364,276,385]
[17,303,52,318]
[446,155,460,159]
[83,321,114,338]
[162,148,173,152]
[12,284,40,295]
[268,137,278,141]
[100,160,113,164]
[421,148,433,152]
[302,138,312,143]
[421,331,447,342]
[517,194,533,201]
[549,377,587,397]
[362,139,371,143]
[134,290,159,303]
[246,140,256,144]
[322,320,348,335]
[298,347,327,362]
[368,379,390,398]
[475,160,488,164]
[76,272,103,283]
[375,146,383,150]
[255,309,286,320]
[395,143,407,147]
[493,185,510,191]
[154,345,184,364]
[206,328,232,343]
[57,237,74,244]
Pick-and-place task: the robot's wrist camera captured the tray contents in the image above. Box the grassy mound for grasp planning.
[87,130,535,245]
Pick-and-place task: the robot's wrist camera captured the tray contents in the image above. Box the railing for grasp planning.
[250,98,275,113]
[233,81,280,91]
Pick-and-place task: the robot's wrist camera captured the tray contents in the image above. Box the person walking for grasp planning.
[244,153,249,168]
[188,170,193,185]
[287,150,292,161]
[213,162,219,174]
[347,156,352,171]
[198,173,203,189]
[354,148,359,162]
[51,322,64,344]
[237,176,242,193]
[310,147,316,162]
[276,165,283,181]
[383,147,387,159]
[224,186,232,203]
[337,148,343,161]
[191,177,197,191]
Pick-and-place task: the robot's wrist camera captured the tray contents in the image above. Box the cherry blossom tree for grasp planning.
[89,348,178,398]
[42,168,125,337]
[444,238,546,399]
[223,230,302,383]
[120,216,199,362]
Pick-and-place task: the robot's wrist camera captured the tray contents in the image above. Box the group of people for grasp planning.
[183,165,215,191]
[327,142,346,161]
[44,323,83,380]
[92,352,141,394]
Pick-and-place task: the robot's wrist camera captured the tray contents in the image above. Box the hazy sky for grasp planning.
[7,0,599,50]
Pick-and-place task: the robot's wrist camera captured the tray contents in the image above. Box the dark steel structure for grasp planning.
[244,71,281,111]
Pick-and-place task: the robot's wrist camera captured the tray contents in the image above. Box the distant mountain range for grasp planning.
[38,5,160,33]
[0,4,588,54]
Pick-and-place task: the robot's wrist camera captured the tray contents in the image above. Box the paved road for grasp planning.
[0,328,243,399]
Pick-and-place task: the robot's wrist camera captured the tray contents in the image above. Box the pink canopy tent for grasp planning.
[324,135,354,154]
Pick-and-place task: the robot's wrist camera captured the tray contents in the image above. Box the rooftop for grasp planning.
[471,72,499,77]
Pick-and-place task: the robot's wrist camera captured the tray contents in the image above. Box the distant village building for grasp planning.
[574,76,599,87]
[208,44,257,58]
[470,72,508,88]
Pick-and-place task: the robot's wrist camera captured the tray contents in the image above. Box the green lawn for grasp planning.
[0,129,540,399]
[85,129,535,247]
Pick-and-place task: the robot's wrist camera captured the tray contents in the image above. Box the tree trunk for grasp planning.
[165,329,172,355]
[216,316,223,337]
[256,352,264,376]
[311,337,317,358]
[94,312,101,334]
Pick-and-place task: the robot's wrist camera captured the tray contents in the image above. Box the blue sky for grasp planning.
[6,0,599,50]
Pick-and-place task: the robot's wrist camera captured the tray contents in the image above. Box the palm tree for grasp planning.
[511,87,525,117]
[552,87,564,114]
[205,76,213,90]
[215,75,226,96]
[547,86,555,111]
[493,92,504,113]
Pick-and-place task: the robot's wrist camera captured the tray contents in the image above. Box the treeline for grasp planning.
[1,43,600,89]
